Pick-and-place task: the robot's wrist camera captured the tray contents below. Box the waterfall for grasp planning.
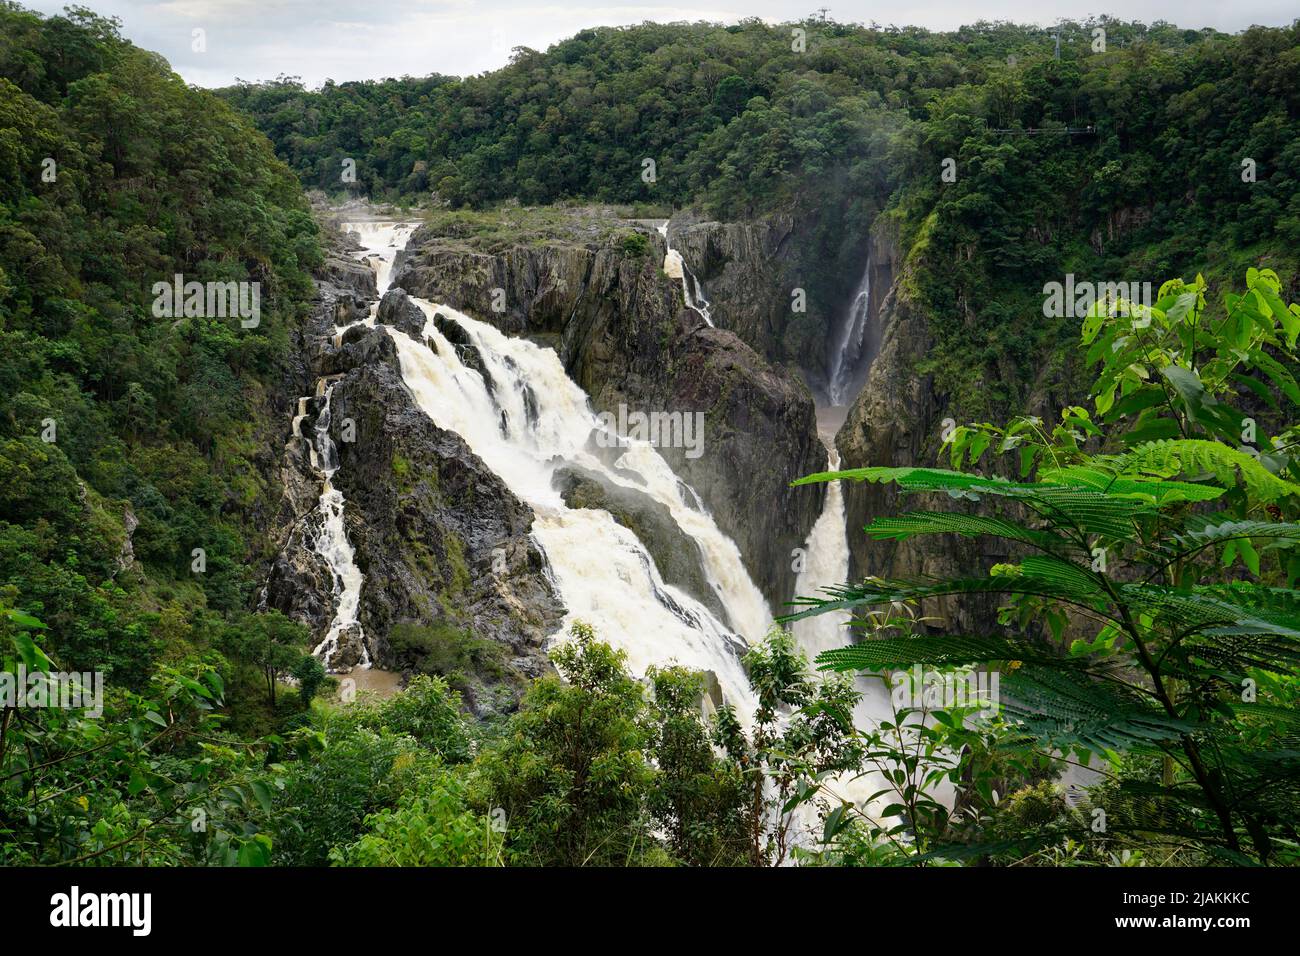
[791,450,852,658]
[660,221,714,327]
[309,383,365,665]
[345,219,412,294]
[788,445,898,840]
[384,297,770,711]
[827,253,876,407]
[304,220,415,669]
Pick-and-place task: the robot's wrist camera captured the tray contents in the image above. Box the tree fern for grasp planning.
[864,511,1075,553]
[1112,439,1300,503]
[816,635,1070,671]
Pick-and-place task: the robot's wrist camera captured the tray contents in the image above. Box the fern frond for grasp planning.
[796,465,1204,541]
[781,574,1115,623]
[815,635,1066,671]
[1113,440,1300,503]
[1000,665,1195,752]
[997,485,1161,541]
[864,511,1076,553]
[1039,464,1227,505]
[1172,517,1300,550]
[1121,584,1300,640]
[1019,555,1107,598]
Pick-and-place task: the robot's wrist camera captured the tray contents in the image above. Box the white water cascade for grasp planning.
[659,222,714,327]
[827,253,876,406]
[309,380,366,665]
[305,220,415,668]
[385,297,771,711]
[791,449,853,658]
[789,447,898,836]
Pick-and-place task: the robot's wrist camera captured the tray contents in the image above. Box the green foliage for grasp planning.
[270,675,471,865]
[387,620,508,690]
[291,654,326,709]
[2,615,281,865]
[0,5,326,867]
[714,629,865,866]
[0,2,321,681]
[220,19,1300,418]
[329,768,503,867]
[791,269,1300,865]
[645,665,750,866]
[359,674,471,761]
[217,611,311,707]
[618,231,650,258]
[469,621,657,866]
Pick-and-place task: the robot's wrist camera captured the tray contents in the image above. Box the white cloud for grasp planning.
[21,0,1300,87]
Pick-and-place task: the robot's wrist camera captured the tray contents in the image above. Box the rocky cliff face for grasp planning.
[262,231,564,711]
[327,324,564,710]
[668,213,802,365]
[260,258,372,641]
[394,213,826,610]
[667,211,900,402]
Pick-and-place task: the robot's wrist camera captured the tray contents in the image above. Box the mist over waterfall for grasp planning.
[385,294,771,711]
[827,253,879,407]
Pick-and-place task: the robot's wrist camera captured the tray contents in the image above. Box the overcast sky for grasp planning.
[23,0,1300,87]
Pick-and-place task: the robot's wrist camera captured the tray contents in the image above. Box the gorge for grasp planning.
[6,5,1298,872]
[275,211,878,720]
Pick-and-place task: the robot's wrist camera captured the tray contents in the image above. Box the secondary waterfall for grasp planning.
[791,449,852,657]
[385,297,770,711]
[827,253,877,406]
[305,220,416,668]
[660,222,714,326]
[789,445,896,836]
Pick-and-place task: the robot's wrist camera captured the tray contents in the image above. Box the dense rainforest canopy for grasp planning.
[0,3,332,862]
[2,4,1299,870]
[0,1,322,676]
[222,17,1300,414]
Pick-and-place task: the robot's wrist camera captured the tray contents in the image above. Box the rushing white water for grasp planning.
[792,450,853,657]
[385,297,769,711]
[305,220,415,668]
[786,440,905,845]
[660,222,714,327]
[828,253,876,406]
[344,219,415,294]
[309,382,367,665]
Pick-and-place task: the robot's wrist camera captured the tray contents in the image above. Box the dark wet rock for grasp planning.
[320,254,378,300]
[263,508,336,637]
[376,287,428,340]
[667,210,901,398]
[260,250,373,639]
[433,311,495,394]
[327,624,367,671]
[326,322,399,376]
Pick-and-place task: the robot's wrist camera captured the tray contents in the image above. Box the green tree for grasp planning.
[219,612,311,706]
[471,621,659,866]
[291,654,326,709]
[645,665,750,866]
